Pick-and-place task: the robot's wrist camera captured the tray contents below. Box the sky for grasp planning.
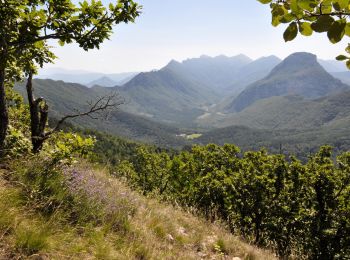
[43,0,348,74]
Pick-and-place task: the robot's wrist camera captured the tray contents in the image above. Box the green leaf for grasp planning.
[297,0,317,11]
[346,59,350,69]
[280,13,295,24]
[283,22,298,42]
[311,16,335,33]
[271,4,287,27]
[272,15,281,27]
[336,55,348,61]
[333,2,341,11]
[58,40,65,47]
[319,2,332,13]
[299,22,313,36]
[327,19,346,43]
[290,0,301,13]
[345,44,350,53]
[345,23,350,36]
[335,0,350,9]
[257,0,272,4]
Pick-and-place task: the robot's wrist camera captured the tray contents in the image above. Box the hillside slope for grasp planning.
[226,52,349,112]
[0,163,275,259]
[195,90,350,156]
[116,67,220,125]
[15,79,189,148]
[196,123,350,158]
[198,91,350,130]
[225,55,281,94]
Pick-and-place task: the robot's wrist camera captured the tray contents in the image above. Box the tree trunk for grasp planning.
[26,73,48,153]
[0,68,8,154]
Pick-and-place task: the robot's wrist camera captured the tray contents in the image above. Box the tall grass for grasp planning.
[0,158,276,259]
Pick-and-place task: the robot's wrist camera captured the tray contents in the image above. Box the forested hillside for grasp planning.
[198,91,350,131]
[15,79,190,148]
[2,0,350,259]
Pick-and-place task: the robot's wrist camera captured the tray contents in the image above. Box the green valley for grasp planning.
[2,1,350,258]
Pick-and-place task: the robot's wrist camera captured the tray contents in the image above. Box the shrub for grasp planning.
[115,144,350,258]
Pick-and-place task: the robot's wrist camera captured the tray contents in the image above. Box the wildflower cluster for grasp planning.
[63,166,136,230]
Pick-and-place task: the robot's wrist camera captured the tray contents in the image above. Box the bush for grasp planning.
[116,144,350,258]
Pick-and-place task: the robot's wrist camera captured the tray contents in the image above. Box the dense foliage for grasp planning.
[115,143,350,258]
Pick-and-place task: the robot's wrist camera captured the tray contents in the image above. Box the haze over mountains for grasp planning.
[16,52,350,154]
[226,53,348,112]
[36,68,138,87]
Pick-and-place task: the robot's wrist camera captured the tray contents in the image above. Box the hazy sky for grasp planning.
[43,0,348,73]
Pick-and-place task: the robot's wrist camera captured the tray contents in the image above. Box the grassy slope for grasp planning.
[0,164,275,260]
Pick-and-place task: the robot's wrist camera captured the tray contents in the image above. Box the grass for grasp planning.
[0,162,276,259]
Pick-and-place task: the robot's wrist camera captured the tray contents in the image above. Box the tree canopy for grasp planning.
[257,0,350,67]
[0,0,141,151]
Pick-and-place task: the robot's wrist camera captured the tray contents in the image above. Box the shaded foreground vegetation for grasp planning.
[113,144,350,258]
[0,157,274,259]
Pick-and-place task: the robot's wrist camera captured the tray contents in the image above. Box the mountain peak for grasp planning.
[270,52,319,75]
[199,54,211,59]
[87,76,117,87]
[232,53,252,61]
[168,59,180,65]
[286,52,317,61]
[256,55,281,62]
[283,52,317,66]
[227,52,348,112]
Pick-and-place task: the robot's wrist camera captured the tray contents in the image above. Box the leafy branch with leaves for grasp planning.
[0,0,141,153]
[258,0,350,67]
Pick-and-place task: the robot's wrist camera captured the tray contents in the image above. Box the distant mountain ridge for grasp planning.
[30,53,350,129]
[87,76,118,88]
[164,54,262,95]
[226,52,349,112]
[36,69,138,87]
[14,50,350,154]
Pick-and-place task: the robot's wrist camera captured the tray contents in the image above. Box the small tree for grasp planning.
[0,0,140,152]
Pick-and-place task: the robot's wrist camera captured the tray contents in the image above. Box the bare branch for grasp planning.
[45,92,124,137]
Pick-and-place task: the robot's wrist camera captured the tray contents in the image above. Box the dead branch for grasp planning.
[45,92,124,137]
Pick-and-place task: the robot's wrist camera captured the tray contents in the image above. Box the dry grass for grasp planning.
[0,164,276,260]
